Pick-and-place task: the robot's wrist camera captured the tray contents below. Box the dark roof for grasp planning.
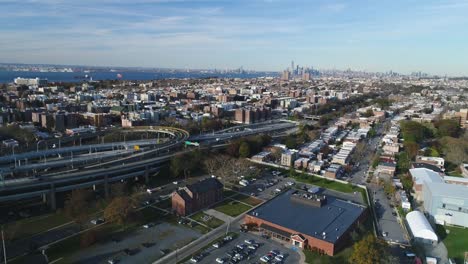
[248,190,366,244]
[187,178,223,194]
[411,163,443,173]
[176,189,192,202]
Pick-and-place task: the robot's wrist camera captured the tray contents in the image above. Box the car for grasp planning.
[90,218,104,225]
[123,249,132,255]
[270,250,280,256]
[382,231,388,237]
[216,258,226,263]
[392,212,397,217]
[275,254,284,261]
[248,244,257,250]
[236,244,246,250]
[244,239,255,244]
[224,235,233,241]
[107,259,118,264]
[173,181,179,184]
[257,187,264,192]
[190,256,200,263]
[260,255,271,262]
[213,242,222,248]
[142,223,155,228]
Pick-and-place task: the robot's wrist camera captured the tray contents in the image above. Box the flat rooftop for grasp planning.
[248,189,366,244]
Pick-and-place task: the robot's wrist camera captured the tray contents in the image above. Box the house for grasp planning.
[172,178,223,216]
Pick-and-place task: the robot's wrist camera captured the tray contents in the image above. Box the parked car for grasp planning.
[90,218,104,225]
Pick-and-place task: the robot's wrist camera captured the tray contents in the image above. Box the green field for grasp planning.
[442,225,468,263]
[213,199,252,217]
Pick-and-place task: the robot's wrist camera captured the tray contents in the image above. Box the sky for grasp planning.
[1,0,468,75]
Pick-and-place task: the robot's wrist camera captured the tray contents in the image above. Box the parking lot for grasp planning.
[184,232,301,264]
[69,222,201,264]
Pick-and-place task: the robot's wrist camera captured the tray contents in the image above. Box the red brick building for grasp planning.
[244,190,368,256]
[172,178,223,216]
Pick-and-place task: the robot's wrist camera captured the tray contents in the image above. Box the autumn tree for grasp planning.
[349,234,385,264]
[64,188,93,225]
[104,197,135,227]
[239,142,251,158]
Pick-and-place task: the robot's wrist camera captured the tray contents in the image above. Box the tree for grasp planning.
[64,189,93,225]
[170,151,200,179]
[397,152,411,172]
[239,142,251,158]
[400,174,413,191]
[404,141,420,159]
[226,140,241,157]
[285,135,297,149]
[435,119,461,138]
[104,197,135,227]
[349,234,385,264]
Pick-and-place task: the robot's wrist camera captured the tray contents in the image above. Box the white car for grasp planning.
[275,254,284,261]
[216,257,225,263]
[260,255,271,262]
[142,223,155,228]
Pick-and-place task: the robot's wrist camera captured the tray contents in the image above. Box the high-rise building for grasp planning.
[282,70,290,81]
[291,61,295,75]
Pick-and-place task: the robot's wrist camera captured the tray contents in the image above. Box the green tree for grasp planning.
[239,142,251,158]
[285,135,297,149]
[397,152,411,172]
[435,119,461,138]
[349,234,385,264]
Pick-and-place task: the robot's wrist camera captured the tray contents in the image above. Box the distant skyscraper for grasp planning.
[291,61,295,76]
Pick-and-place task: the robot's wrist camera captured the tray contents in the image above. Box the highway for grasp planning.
[0,122,297,206]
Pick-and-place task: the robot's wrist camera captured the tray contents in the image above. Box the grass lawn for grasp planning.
[293,174,357,193]
[5,212,72,241]
[441,225,468,263]
[213,199,252,217]
[190,212,224,229]
[223,189,237,198]
[231,193,263,206]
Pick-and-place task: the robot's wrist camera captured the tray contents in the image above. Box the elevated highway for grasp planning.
[0,122,297,208]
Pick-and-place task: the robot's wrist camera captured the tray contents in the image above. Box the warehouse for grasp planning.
[244,189,368,256]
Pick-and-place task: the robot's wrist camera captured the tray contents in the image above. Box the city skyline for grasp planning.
[1,0,468,76]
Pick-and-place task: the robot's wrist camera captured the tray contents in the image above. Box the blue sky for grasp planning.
[1,0,468,75]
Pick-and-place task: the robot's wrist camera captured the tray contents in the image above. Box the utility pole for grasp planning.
[1,226,7,264]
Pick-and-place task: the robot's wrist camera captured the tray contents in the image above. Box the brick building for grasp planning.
[244,190,367,256]
[172,178,223,216]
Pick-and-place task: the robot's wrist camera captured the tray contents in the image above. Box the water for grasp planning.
[0,70,276,83]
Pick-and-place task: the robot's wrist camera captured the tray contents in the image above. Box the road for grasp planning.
[348,120,409,245]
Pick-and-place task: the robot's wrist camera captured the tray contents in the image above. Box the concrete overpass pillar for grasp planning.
[42,193,47,204]
[144,166,149,184]
[104,175,109,199]
[49,184,56,211]
[93,184,96,191]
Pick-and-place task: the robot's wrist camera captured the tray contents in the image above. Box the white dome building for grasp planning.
[406,211,438,243]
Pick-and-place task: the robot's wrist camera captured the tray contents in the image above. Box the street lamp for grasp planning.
[36,140,45,152]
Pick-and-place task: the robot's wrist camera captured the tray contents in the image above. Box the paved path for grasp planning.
[204,209,234,223]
